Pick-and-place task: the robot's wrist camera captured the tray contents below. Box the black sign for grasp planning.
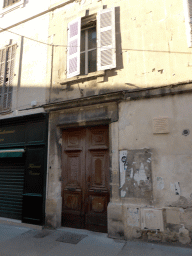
[0,125,25,146]
[0,120,47,147]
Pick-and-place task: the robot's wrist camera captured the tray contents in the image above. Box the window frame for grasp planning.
[80,25,97,75]
[67,7,116,79]
[0,0,25,17]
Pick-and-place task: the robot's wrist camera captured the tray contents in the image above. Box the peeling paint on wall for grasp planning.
[170,182,180,195]
[127,208,140,227]
[119,149,152,199]
[157,177,164,190]
[121,190,126,197]
[174,182,180,195]
[119,150,127,188]
[134,163,147,185]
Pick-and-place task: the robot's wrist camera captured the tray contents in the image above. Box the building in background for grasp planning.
[0,0,50,225]
[1,0,192,244]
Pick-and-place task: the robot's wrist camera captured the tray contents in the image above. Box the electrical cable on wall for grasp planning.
[1,26,192,55]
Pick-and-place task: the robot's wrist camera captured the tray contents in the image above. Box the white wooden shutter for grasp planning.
[0,48,6,109]
[97,7,116,71]
[67,17,81,78]
[3,45,16,110]
[0,48,6,88]
[184,0,192,47]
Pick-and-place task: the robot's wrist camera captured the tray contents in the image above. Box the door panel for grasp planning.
[62,125,109,232]
[62,128,85,229]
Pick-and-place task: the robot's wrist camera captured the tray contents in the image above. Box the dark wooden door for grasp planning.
[61,125,109,232]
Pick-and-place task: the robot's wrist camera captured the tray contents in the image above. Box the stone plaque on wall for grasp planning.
[153,117,170,134]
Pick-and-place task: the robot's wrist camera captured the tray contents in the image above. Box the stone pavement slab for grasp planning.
[0,224,191,256]
[44,228,125,256]
[118,240,192,256]
[0,225,125,256]
[0,224,30,243]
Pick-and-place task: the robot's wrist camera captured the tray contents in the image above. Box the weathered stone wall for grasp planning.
[48,0,192,104]
[45,0,192,245]
[108,93,192,244]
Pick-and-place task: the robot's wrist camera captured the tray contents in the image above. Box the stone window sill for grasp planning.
[60,70,105,86]
[0,0,25,17]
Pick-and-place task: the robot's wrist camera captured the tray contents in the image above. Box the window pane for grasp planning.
[80,30,85,52]
[88,49,96,73]
[80,52,85,75]
[88,28,96,50]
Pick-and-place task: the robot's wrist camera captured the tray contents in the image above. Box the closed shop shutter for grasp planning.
[0,160,24,220]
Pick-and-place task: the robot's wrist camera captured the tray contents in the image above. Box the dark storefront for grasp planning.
[0,113,48,225]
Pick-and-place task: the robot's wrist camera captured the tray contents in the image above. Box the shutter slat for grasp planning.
[97,7,116,71]
[67,17,81,78]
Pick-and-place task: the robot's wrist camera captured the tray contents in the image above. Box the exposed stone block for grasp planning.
[45,197,62,228]
[126,206,140,228]
[108,202,122,221]
[166,207,180,225]
[108,219,124,239]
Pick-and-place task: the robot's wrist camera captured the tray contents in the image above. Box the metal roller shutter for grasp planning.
[0,167,24,220]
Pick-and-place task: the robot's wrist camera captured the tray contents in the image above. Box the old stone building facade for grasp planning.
[0,0,192,244]
[0,0,50,225]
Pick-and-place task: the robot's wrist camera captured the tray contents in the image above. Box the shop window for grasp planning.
[67,7,116,78]
[3,0,20,8]
[0,44,16,111]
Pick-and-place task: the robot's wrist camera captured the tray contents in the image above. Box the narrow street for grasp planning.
[0,222,191,256]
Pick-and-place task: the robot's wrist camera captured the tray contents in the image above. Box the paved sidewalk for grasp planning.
[0,223,191,256]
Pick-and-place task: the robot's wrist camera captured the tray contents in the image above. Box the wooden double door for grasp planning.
[61,125,109,232]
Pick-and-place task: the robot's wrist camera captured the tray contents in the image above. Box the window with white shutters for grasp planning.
[0,45,16,111]
[3,0,20,8]
[184,0,192,47]
[67,7,116,78]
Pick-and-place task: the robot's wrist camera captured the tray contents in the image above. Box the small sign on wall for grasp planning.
[153,117,170,134]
